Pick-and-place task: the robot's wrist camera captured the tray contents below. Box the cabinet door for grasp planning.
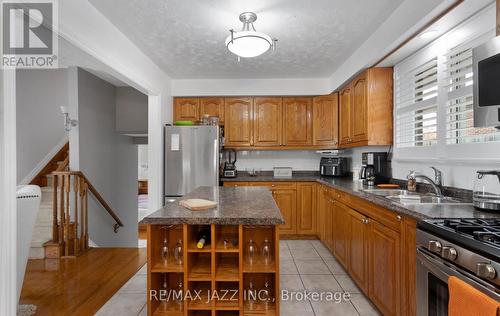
[348,209,370,294]
[174,97,199,122]
[332,201,349,268]
[325,196,334,252]
[223,182,249,187]
[369,221,401,316]
[224,97,253,147]
[282,97,313,146]
[317,185,328,242]
[351,74,368,143]
[313,93,339,147]
[272,189,297,235]
[296,183,316,235]
[200,97,224,123]
[253,97,282,146]
[339,87,351,146]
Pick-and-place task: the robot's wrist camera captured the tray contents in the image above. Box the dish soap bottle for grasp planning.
[407,171,417,192]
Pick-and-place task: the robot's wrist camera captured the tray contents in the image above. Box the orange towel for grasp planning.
[448,276,500,316]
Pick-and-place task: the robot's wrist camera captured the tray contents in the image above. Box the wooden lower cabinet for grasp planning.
[317,185,329,242]
[332,201,349,268]
[347,208,370,294]
[369,220,401,316]
[272,189,297,235]
[296,183,316,235]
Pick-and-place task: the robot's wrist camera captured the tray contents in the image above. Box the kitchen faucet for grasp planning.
[408,167,443,197]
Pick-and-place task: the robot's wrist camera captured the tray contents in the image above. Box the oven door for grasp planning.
[417,248,500,316]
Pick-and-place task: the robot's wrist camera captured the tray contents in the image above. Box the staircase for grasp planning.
[29,145,69,259]
[29,187,55,259]
[28,143,124,259]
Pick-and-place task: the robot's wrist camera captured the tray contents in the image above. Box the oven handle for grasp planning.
[417,248,500,300]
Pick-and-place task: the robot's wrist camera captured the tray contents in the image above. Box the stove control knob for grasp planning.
[476,263,496,280]
[428,240,442,253]
[441,247,457,261]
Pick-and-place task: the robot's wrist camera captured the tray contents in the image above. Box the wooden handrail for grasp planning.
[51,171,124,256]
[52,171,124,228]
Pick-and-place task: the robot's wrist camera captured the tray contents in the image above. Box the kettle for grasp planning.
[473,170,500,211]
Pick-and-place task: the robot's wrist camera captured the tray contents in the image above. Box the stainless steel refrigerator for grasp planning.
[164,125,219,202]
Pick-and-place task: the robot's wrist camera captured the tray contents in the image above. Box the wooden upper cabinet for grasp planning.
[369,221,401,316]
[253,97,282,146]
[174,97,200,122]
[200,97,224,123]
[282,97,313,146]
[296,183,316,235]
[351,74,368,143]
[339,67,393,148]
[313,93,339,147]
[348,209,370,294]
[224,97,253,147]
[339,86,352,146]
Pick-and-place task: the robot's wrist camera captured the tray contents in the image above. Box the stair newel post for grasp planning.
[79,176,85,251]
[73,174,79,256]
[52,174,58,243]
[59,174,65,253]
[84,180,89,249]
[64,174,70,256]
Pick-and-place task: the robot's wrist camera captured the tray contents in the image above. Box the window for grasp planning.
[444,46,500,144]
[395,58,438,148]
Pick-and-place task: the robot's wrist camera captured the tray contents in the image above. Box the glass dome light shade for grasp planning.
[225,31,272,58]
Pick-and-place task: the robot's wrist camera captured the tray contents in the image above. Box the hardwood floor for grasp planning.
[20,248,146,316]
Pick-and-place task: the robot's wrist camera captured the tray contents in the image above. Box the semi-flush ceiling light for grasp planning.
[225,12,277,59]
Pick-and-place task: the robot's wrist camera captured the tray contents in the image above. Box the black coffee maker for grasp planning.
[360,152,391,186]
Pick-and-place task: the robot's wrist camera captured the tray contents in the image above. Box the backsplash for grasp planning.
[233,146,390,172]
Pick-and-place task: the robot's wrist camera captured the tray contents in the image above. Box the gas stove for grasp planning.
[416,218,500,315]
[418,218,500,262]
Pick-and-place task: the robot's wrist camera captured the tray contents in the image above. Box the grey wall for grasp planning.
[16,69,68,183]
[116,87,148,134]
[69,67,138,247]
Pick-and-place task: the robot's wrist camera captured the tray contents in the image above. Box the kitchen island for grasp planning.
[140,186,284,316]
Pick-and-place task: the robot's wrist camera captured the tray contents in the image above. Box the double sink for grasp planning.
[362,189,470,206]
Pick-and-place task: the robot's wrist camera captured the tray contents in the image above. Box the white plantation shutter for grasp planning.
[395,57,438,148]
[444,46,500,144]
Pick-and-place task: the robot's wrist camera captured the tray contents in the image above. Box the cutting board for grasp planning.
[179,199,217,211]
[376,184,400,189]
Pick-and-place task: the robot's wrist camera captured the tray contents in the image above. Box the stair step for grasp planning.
[29,247,45,259]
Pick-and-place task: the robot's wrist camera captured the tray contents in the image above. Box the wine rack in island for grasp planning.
[147,224,280,316]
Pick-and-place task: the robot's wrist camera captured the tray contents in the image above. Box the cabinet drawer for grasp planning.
[223,182,249,187]
[247,182,297,190]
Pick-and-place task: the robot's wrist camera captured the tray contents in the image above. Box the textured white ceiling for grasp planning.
[89,0,403,79]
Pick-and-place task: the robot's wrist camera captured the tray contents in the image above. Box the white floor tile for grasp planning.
[335,275,361,293]
[96,293,146,316]
[290,248,321,260]
[294,259,331,275]
[287,240,313,249]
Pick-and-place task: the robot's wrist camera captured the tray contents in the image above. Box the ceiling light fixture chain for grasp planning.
[225,11,277,59]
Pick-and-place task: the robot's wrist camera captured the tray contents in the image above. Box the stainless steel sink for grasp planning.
[362,189,470,205]
[362,189,416,196]
[385,195,470,205]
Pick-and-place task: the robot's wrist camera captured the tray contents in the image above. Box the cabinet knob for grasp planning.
[396,215,402,221]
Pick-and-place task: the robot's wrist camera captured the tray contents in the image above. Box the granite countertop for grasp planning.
[140,186,285,225]
[221,172,500,221]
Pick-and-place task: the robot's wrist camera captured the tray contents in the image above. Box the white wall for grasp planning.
[69,67,138,247]
[234,146,391,172]
[116,87,148,134]
[138,144,148,181]
[16,69,68,184]
[172,78,331,96]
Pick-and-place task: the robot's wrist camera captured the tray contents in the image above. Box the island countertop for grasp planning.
[140,186,285,225]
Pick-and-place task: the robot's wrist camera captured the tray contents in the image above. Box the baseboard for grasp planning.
[19,136,69,185]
